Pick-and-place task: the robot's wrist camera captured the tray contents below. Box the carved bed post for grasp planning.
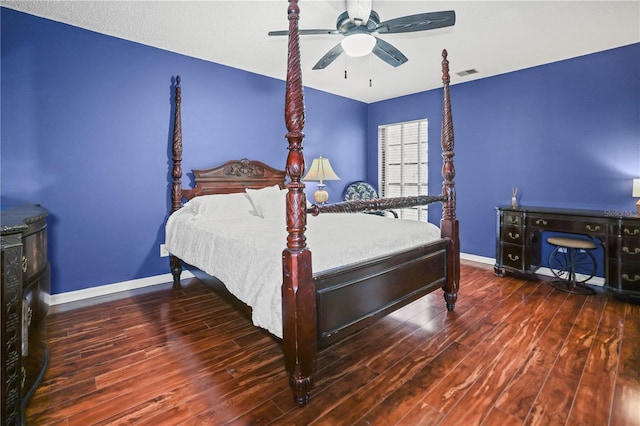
[170,76,183,287]
[281,0,317,407]
[439,49,460,310]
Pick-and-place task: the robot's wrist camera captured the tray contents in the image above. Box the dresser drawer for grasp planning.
[23,270,49,341]
[22,227,47,282]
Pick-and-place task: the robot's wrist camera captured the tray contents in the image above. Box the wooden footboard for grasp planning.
[315,240,448,347]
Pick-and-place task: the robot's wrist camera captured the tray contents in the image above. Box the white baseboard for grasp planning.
[48,270,194,306]
[534,267,605,286]
[460,252,495,265]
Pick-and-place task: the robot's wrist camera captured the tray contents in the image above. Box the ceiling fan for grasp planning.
[268,0,456,70]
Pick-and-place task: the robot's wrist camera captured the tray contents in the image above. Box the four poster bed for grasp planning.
[165,0,459,407]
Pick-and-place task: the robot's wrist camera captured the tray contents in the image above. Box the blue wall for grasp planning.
[1,8,367,294]
[2,8,638,294]
[369,43,640,258]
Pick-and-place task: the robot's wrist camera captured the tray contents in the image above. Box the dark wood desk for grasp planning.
[495,206,640,299]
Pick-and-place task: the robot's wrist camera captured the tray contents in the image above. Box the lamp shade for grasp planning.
[633,178,640,197]
[303,157,340,184]
[341,33,376,57]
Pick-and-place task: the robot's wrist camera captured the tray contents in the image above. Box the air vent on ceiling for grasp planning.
[456,69,479,77]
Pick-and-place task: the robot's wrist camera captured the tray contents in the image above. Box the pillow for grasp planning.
[184,193,255,218]
[245,185,286,218]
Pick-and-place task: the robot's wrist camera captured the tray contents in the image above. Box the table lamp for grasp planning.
[303,156,340,203]
[633,178,640,215]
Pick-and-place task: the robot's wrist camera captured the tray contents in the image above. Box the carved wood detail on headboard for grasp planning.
[182,158,287,199]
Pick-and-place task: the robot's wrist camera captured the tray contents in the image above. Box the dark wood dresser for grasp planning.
[1,205,50,425]
[495,206,640,300]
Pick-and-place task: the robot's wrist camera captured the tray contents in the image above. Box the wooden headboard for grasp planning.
[181,158,287,200]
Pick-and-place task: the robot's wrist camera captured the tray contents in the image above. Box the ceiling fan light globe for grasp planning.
[341,33,376,57]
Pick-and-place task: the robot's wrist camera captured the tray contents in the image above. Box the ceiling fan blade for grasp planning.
[268,29,340,36]
[312,43,344,70]
[376,10,456,34]
[372,37,408,67]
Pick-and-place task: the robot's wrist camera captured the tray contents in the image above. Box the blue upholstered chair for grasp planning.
[342,181,398,218]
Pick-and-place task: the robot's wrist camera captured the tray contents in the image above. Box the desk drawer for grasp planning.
[618,221,640,238]
[500,244,525,270]
[500,226,524,245]
[611,263,640,292]
[502,212,523,227]
[620,265,640,291]
[614,237,640,263]
[528,215,607,237]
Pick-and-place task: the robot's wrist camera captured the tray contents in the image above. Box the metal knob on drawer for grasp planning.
[508,232,520,240]
[622,274,640,282]
[536,219,547,225]
[508,254,520,261]
[510,217,519,224]
[624,228,639,236]
[585,224,600,232]
[21,255,28,273]
[623,247,640,255]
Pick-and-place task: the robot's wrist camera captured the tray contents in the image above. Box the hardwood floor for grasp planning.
[26,261,640,425]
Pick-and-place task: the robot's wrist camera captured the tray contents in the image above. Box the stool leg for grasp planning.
[568,248,577,289]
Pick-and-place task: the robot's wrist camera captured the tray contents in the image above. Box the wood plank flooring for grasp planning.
[26,261,640,425]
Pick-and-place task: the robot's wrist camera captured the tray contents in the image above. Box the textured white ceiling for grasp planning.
[3,0,639,103]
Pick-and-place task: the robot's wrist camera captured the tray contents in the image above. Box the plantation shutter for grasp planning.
[378,119,428,222]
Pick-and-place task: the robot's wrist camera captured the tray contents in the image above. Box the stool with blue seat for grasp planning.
[547,236,598,295]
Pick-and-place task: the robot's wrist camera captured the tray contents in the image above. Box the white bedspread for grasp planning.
[165,206,441,338]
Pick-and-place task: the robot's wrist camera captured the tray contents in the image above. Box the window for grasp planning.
[378,119,428,221]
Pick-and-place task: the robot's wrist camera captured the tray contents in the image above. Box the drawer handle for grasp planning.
[623,247,640,255]
[21,256,28,273]
[535,219,547,225]
[21,366,26,389]
[508,232,520,240]
[622,274,640,282]
[509,217,519,224]
[508,254,520,261]
[586,225,600,232]
[26,306,33,326]
[624,228,639,236]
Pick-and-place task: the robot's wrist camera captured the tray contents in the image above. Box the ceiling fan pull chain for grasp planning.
[369,54,373,87]
[344,55,348,79]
